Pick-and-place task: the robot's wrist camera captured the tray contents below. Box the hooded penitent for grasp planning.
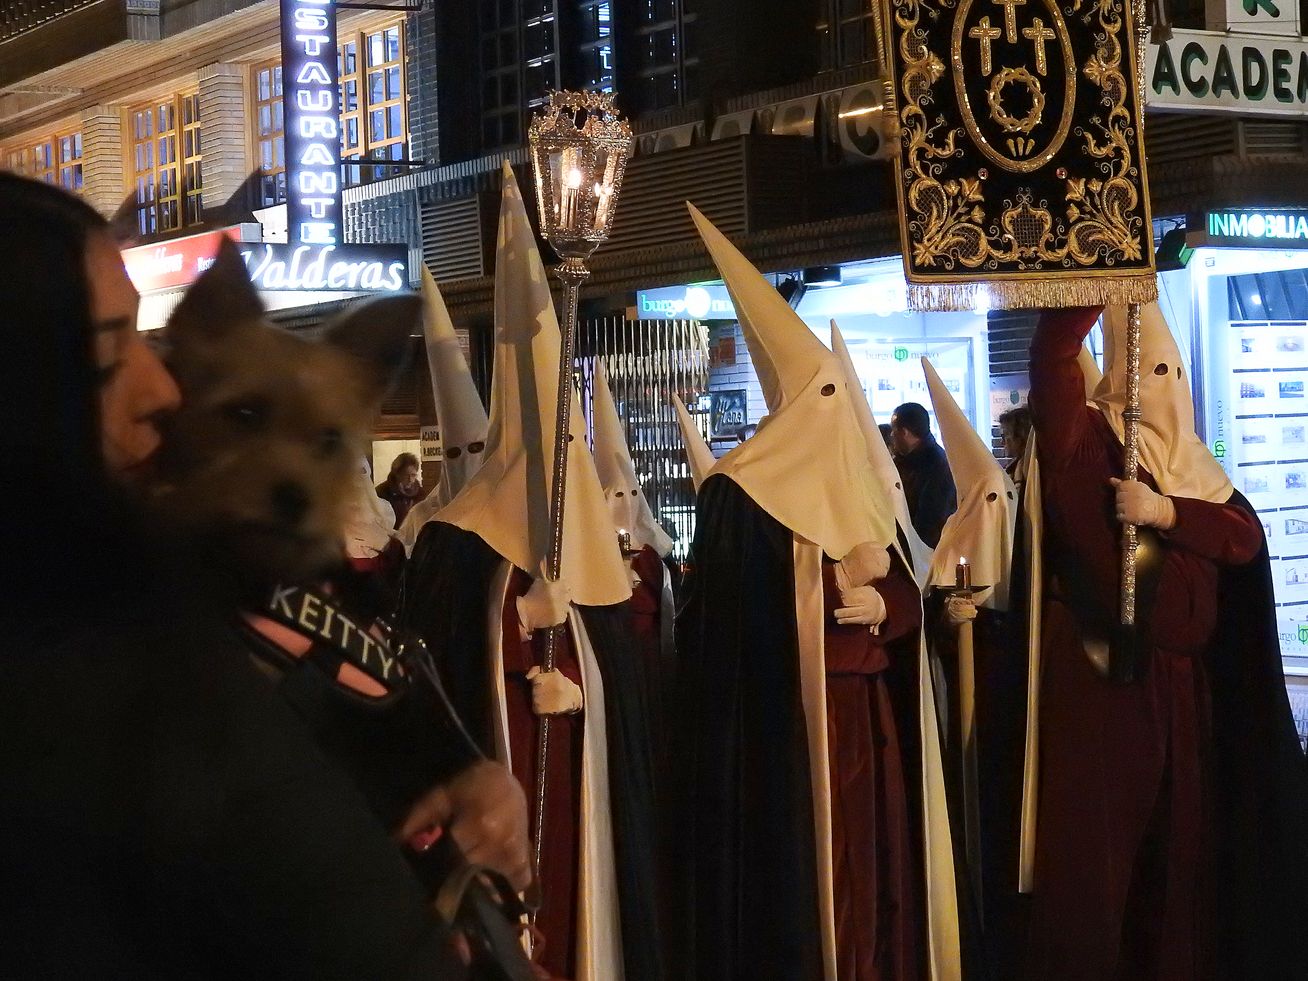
[672,393,715,492]
[677,205,961,981]
[691,205,893,559]
[591,362,674,557]
[395,268,491,553]
[830,320,934,583]
[400,166,658,981]
[438,164,630,608]
[343,457,396,559]
[923,358,1017,611]
[1094,302,1233,504]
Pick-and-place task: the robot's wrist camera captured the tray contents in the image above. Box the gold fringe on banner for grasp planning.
[907,275,1159,313]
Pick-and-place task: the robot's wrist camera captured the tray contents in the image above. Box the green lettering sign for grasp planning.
[1181,41,1209,97]
[1243,46,1269,100]
[1243,0,1280,15]
[1152,40,1181,95]
[1298,50,1308,101]
[1213,45,1239,98]
[1273,48,1294,102]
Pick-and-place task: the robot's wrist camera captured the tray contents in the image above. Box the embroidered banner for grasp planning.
[884,0,1158,309]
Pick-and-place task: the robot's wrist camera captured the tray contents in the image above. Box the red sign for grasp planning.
[121,227,243,294]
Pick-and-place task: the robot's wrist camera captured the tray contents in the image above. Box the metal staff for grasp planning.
[1120,1,1151,677]
[953,558,983,916]
[1119,302,1142,669]
[525,91,633,888]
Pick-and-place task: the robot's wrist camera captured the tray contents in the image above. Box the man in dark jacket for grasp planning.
[890,401,957,547]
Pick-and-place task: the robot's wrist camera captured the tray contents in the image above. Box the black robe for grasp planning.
[1207,491,1308,979]
[672,472,825,980]
[400,520,663,981]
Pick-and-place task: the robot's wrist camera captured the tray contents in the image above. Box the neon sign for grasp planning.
[1206,209,1308,246]
[281,0,342,246]
[238,244,408,292]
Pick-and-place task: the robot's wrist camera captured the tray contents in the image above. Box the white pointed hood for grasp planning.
[690,204,889,558]
[672,393,715,492]
[422,266,489,505]
[343,457,396,558]
[1095,301,1232,504]
[591,362,675,556]
[1078,343,1102,401]
[923,358,1017,610]
[829,321,933,582]
[437,165,630,606]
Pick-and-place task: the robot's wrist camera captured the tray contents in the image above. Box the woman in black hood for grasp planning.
[0,175,472,979]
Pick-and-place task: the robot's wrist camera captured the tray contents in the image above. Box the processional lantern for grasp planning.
[523,88,632,897]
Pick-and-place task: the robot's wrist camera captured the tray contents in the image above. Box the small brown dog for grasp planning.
[152,239,419,587]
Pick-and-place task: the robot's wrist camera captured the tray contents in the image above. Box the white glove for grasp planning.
[835,541,892,591]
[1109,478,1176,530]
[515,577,572,633]
[835,585,888,628]
[945,594,977,625]
[526,667,583,715]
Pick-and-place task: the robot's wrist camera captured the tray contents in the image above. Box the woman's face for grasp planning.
[85,232,180,475]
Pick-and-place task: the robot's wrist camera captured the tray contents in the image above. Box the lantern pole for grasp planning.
[525,90,633,896]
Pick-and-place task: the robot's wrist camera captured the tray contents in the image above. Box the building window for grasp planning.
[57,132,83,191]
[577,0,615,93]
[2,132,79,187]
[253,62,286,209]
[340,22,408,185]
[816,0,877,72]
[129,93,203,235]
[632,0,699,112]
[477,1,561,152]
[252,18,410,203]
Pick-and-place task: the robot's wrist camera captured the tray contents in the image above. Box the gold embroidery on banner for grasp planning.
[986,67,1045,134]
[898,0,1147,272]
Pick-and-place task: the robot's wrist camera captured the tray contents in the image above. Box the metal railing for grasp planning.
[0,0,101,42]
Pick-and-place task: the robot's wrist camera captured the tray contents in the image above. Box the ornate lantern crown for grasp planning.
[527,90,633,261]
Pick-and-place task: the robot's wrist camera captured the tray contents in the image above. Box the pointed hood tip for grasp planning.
[921,356,1002,495]
[672,393,717,492]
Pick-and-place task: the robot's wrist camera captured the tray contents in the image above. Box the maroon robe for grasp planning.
[821,548,925,981]
[1026,306,1263,981]
[500,570,583,981]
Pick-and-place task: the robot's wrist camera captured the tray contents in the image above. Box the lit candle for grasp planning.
[956,556,971,591]
[560,164,583,231]
[594,181,613,231]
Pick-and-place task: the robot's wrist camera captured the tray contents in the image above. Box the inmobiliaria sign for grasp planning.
[281,0,342,246]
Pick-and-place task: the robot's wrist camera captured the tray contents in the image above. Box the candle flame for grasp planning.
[564,168,583,189]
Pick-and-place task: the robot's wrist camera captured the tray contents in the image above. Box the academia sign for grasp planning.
[1199,209,1308,247]
[237,243,408,291]
[1147,30,1308,115]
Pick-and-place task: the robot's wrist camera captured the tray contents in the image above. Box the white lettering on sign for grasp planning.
[1207,210,1308,242]
[239,244,407,292]
[637,284,736,320]
[1147,30,1308,115]
[282,0,341,245]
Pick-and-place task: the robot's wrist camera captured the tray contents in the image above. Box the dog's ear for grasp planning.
[322,294,421,401]
[167,239,264,340]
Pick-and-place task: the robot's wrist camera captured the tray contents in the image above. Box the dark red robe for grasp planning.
[499,569,584,981]
[1026,306,1266,981]
[822,548,925,981]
